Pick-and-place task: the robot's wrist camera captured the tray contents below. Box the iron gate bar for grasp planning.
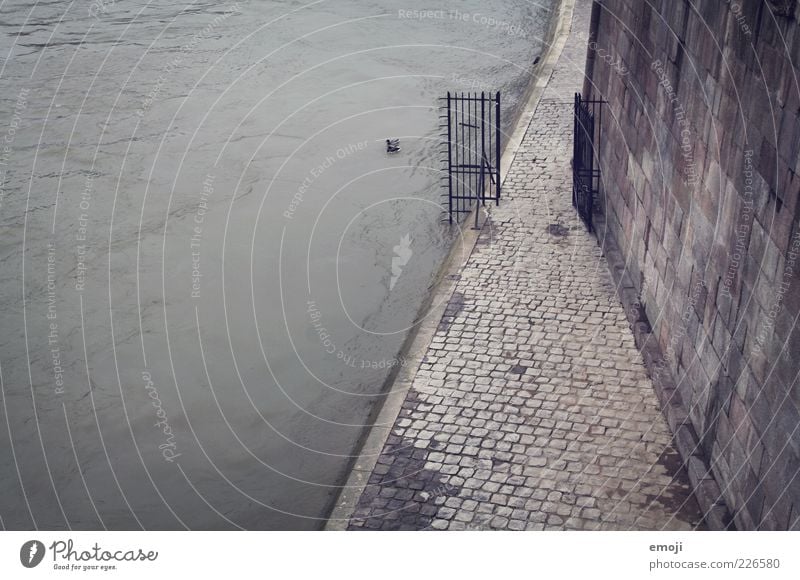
[447,92,453,220]
[472,92,478,226]
[495,92,500,203]
[460,92,465,218]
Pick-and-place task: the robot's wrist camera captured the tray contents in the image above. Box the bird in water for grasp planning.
[386,138,400,153]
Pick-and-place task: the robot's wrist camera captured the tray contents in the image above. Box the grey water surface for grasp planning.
[0,0,555,529]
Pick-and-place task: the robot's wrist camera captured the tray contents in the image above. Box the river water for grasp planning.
[0,0,555,529]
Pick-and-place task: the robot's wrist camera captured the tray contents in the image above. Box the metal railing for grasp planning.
[573,92,604,232]
[440,92,501,225]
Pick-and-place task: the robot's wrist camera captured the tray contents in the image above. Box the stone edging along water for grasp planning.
[323,0,578,530]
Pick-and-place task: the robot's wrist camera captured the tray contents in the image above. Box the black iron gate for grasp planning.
[573,93,604,232]
[440,92,501,225]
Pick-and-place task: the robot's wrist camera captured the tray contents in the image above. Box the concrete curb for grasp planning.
[324,0,577,531]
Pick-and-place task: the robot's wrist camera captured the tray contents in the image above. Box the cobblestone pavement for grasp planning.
[345,0,705,531]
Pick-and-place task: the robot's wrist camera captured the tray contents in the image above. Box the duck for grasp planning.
[386,138,400,153]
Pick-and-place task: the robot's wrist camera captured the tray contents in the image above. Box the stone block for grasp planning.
[674,423,700,462]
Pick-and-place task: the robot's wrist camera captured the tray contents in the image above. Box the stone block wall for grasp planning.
[586,0,800,529]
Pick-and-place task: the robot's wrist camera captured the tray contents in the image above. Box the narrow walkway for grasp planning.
[346,0,704,531]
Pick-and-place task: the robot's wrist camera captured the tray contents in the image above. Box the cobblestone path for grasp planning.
[345,0,704,531]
